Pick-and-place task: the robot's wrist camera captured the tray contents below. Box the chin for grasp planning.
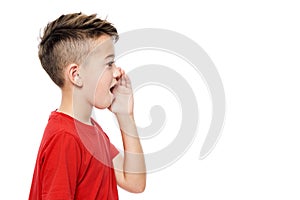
[93,92,114,109]
[94,103,109,110]
[94,99,113,110]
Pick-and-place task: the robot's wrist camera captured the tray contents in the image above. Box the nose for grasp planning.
[113,66,122,80]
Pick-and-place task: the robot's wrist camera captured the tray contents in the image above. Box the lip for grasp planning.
[109,81,117,93]
[110,85,116,93]
[110,91,116,102]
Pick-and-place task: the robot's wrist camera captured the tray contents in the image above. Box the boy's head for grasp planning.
[38,12,119,88]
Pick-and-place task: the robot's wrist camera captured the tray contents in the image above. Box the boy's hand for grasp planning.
[109,73,134,115]
[109,72,146,193]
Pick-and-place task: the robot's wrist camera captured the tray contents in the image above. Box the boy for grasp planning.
[29,12,146,199]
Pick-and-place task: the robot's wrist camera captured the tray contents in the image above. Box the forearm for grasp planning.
[116,114,146,191]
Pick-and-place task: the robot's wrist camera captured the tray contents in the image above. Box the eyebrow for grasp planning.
[105,54,115,59]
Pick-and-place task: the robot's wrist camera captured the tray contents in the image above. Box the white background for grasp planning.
[1,0,300,199]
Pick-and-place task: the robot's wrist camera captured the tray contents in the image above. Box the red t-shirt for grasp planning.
[29,111,119,200]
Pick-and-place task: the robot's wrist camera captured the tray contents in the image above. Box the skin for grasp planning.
[58,35,146,193]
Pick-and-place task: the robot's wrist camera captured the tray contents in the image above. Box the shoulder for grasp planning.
[40,112,84,152]
[42,111,81,142]
[41,131,82,156]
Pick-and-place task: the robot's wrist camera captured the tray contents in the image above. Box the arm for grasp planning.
[40,133,80,199]
[109,72,146,193]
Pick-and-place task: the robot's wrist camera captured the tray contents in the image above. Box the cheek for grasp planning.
[94,80,107,100]
[96,73,112,93]
[93,90,112,109]
[93,74,113,108]
[87,70,111,94]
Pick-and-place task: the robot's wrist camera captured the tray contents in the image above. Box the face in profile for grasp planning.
[78,35,121,109]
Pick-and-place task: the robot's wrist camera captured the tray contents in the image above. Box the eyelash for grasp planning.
[107,61,115,68]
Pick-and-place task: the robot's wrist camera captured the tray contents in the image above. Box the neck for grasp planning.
[58,87,93,125]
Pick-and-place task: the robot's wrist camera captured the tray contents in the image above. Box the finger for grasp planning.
[123,74,128,88]
[120,74,125,86]
[118,67,125,76]
[125,74,131,88]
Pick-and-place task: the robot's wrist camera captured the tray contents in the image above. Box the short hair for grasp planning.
[38,12,119,87]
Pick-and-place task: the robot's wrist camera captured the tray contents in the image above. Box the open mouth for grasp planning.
[110,80,118,94]
[110,85,116,93]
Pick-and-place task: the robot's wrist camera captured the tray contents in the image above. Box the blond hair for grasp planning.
[38,12,118,87]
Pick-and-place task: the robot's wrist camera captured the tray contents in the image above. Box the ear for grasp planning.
[67,64,83,87]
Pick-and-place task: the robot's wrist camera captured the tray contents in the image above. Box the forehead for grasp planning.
[88,35,115,59]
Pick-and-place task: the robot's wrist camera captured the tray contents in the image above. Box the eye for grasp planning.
[107,61,115,68]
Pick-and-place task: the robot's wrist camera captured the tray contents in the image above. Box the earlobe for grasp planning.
[74,74,83,87]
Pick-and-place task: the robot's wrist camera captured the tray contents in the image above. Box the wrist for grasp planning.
[115,112,133,118]
[116,114,136,133]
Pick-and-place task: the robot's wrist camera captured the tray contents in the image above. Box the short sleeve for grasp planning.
[110,143,119,159]
[40,133,81,200]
